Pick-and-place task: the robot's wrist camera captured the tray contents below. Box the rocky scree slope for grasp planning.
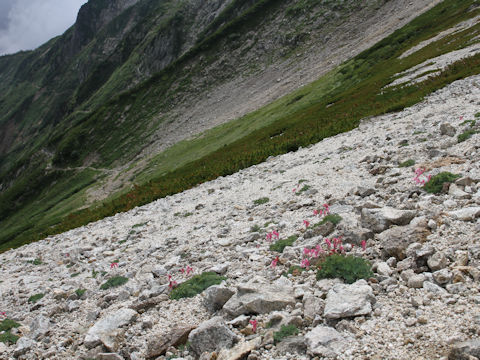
[0,0,440,248]
[1,74,480,359]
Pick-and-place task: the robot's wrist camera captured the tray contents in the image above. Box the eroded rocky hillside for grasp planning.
[0,0,442,249]
[1,73,480,359]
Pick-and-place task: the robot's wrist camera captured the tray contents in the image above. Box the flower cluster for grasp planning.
[314,204,330,216]
[325,237,345,254]
[0,311,6,318]
[266,230,279,242]
[110,262,119,269]
[180,266,194,276]
[167,274,178,290]
[414,168,432,185]
[271,256,280,268]
[250,319,258,332]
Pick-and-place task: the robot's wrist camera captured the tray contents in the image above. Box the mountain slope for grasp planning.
[2,0,480,251]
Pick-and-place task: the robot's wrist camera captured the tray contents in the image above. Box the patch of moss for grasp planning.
[0,331,19,345]
[253,197,270,206]
[314,214,342,227]
[423,172,461,194]
[273,324,299,343]
[295,185,311,196]
[170,272,226,300]
[0,319,20,332]
[316,254,373,284]
[270,235,297,253]
[457,129,477,143]
[100,276,129,290]
[399,159,415,167]
[28,293,45,303]
[75,288,86,297]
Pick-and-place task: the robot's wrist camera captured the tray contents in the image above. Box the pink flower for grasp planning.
[293,188,297,193]
[271,256,279,268]
[167,274,178,289]
[272,230,279,240]
[110,262,119,269]
[250,319,258,332]
[303,220,310,228]
[301,258,310,268]
[323,204,330,214]
[361,240,367,251]
[460,116,464,121]
[266,232,273,242]
[325,238,332,248]
[303,248,311,256]
[313,209,319,216]
[186,266,194,275]
[0,312,6,318]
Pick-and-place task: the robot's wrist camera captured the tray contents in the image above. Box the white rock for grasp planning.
[323,280,375,319]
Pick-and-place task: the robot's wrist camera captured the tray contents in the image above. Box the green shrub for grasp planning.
[75,288,87,297]
[270,235,297,253]
[100,276,129,290]
[170,272,226,300]
[28,293,45,303]
[250,224,261,232]
[0,319,20,332]
[399,159,415,168]
[0,331,19,344]
[314,214,342,227]
[273,324,299,343]
[253,197,269,205]
[423,172,461,194]
[295,185,311,196]
[316,254,373,284]
[458,129,477,143]
[27,258,42,265]
[282,265,306,277]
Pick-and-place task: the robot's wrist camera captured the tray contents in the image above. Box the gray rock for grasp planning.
[204,285,235,313]
[379,224,430,260]
[448,207,480,221]
[209,263,230,275]
[98,354,124,360]
[446,283,468,294]
[303,295,324,321]
[428,252,448,271]
[14,337,35,357]
[323,280,375,320]
[361,207,416,233]
[376,262,393,276]
[304,221,334,239]
[188,317,239,356]
[433,269,452,285]
[151,267,167,278]
[276,336,307,354]
[407,274,426,288]
[440,123,456,137]
[305,325,350,358]
[449,339,480,359]
[84,308,137,350]
[217,337,261,360]
[146,326,194,359]
[448,184,470,199]
[423,281,448,294]
[223,282,295,317]
[30,315,50,340]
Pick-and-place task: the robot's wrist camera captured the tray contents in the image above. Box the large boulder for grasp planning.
[223,282,295,317]
[449,339,480,359]
[188,317,239,356]
[84,308,137,351]
[378,224,430,260]
[146,326,195,359]
[323,280,375,320]
[305,325,351,358]
[361,207,416,233]
[203,285,235,313]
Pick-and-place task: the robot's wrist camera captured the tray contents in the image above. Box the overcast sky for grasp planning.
[0,0,87,56]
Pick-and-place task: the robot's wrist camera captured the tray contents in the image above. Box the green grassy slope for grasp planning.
[1,0,480,251]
